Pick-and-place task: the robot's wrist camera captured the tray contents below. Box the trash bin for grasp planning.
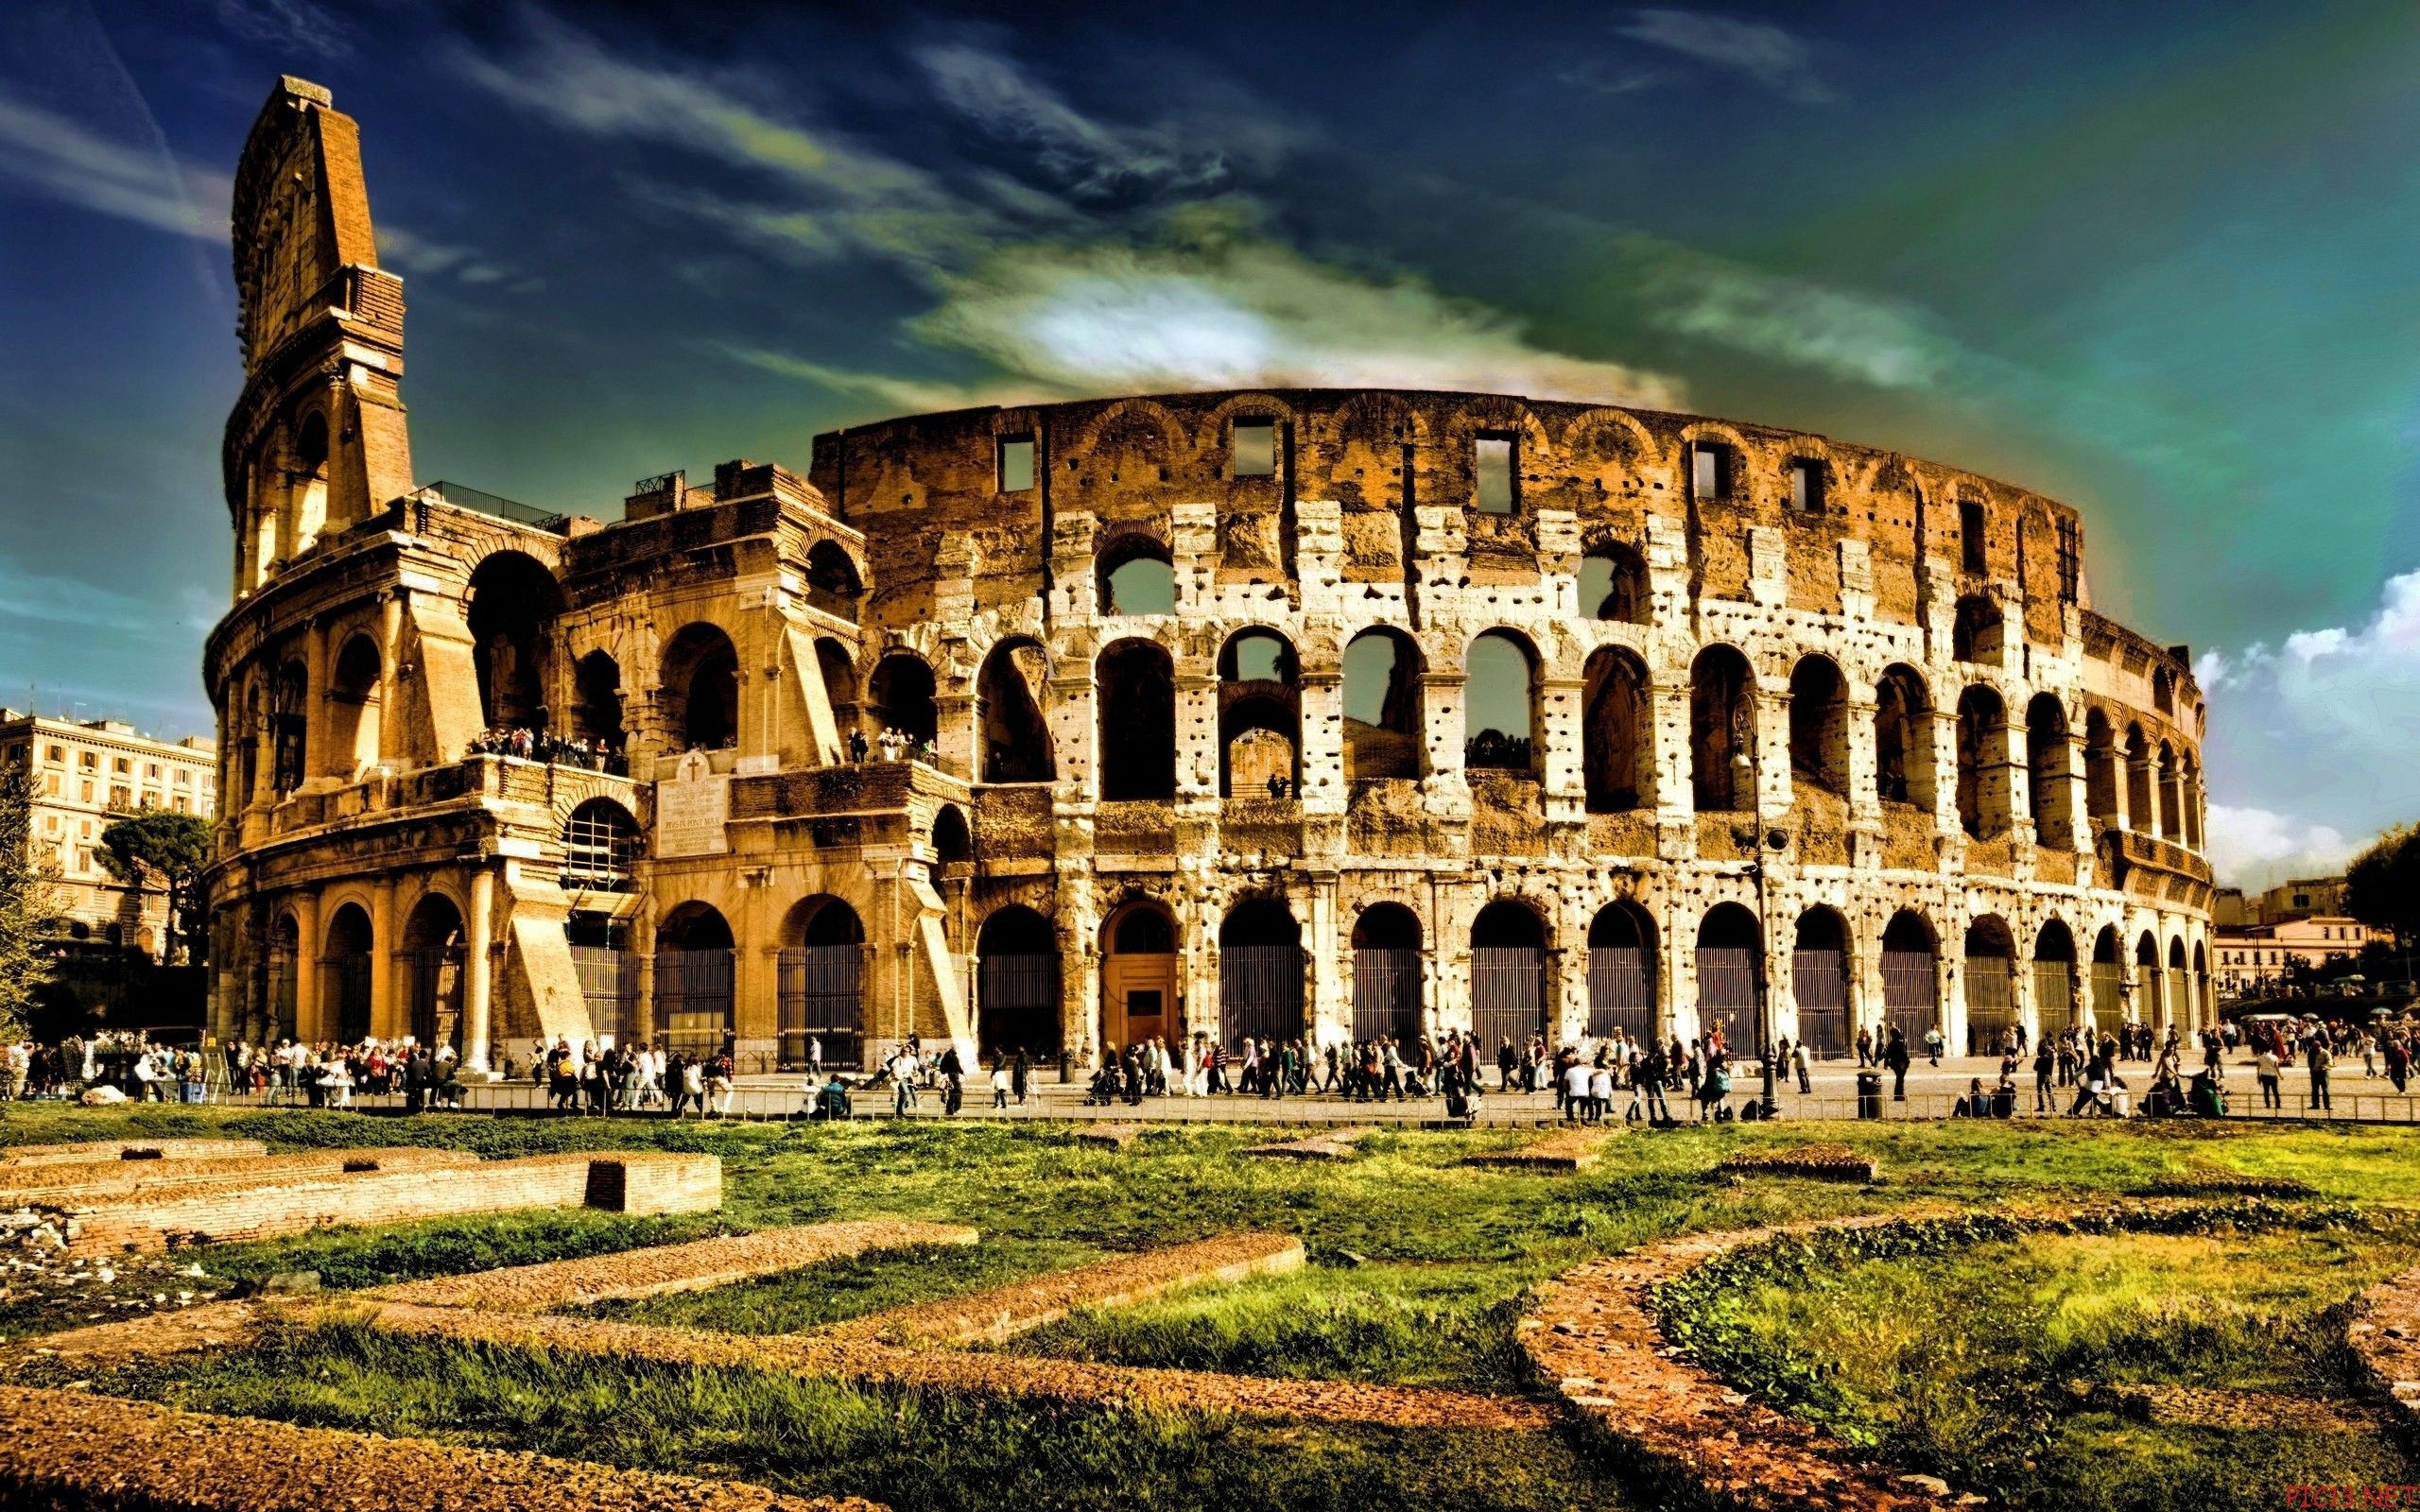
[1856,1070,1883,1121]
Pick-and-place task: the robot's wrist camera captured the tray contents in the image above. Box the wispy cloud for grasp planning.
[2194,569,2420,887]
[717,346,1014,415]
[914,43,1236,202]
[375,224,516,286]
[212,0,353,58]
[906,209,1684,406]
[1629,238,1961,387]
[1617,9,1831,104]
[0,560,160,635]
[0,95,228,241]
[2204,804,2356,893]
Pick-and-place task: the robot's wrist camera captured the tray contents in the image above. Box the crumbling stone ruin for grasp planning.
[205,77,2210,1073]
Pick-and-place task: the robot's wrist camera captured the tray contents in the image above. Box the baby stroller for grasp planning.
[1081,1065,1122,1108]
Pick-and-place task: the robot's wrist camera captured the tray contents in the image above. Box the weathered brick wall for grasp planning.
[0,1146,475,1208]
[0,1138,268,1169]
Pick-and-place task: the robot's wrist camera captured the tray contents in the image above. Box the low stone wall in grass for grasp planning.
[0,1138,268,1169]
[0,1383,884,1512]
[2349,1263,2420,1421]
[0,1146,479,1207]
[829,1232,1305,1347]
[1519,1217,1977,1512]
[1715,1144,1880,1183]
[371,1220,979,1313]
[1464,1127,1615,1172]
[68,1152,720,1254]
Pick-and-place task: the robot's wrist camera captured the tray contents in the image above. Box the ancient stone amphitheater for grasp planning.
[204,77,2212,1073]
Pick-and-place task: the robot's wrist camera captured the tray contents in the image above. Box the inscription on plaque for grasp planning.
[654,750,730,857]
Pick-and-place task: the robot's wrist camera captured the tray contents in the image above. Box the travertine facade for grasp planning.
[203,77,2212,1071]
[2,713,217,958]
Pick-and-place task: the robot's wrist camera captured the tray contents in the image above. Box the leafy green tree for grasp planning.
[2345,824,2420,949]
[96,810,214,966]
[0,762,59,1033]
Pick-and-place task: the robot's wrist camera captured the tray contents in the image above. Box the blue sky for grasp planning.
[3,0,2417,888]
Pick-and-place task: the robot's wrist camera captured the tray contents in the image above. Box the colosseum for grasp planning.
[202,77,2214,1074]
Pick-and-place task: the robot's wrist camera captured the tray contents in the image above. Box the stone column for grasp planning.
[462,865,496,1071]
[1538,672,1585,826]
[291,891,320,1042]
[1297,669,1345,816]
[935,692,978,782]
[371,875,399,1040]
[1844,696,1881,825]
[1754,688,1790,815]
[301,620,328,781]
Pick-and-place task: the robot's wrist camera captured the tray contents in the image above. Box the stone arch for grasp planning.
[1791,906,1851,1058]
[2124,723,2152,829]
[1690,644,1754,812]
[1580,541,1651,624]
[931,803,973,868]
[1962,914,2018,1054]
[804,539,862,614]
[977,903,1060,1060]
[658,901,736,1057]
[1098,638,1176,800]
[1350,901,1423,1044]
[323,632,382,777]
[1787,654,1849,798]
[1582,645,1649,813]
[816,637,859,747]
[1694,902,1763,1055]
[1585,899,1658,1044]
[571,649,625,751]
[1097,529,1174,616]
[1219,627,1300,798]
[1219,896,1305,1047]
[402,891,466,1052]
[2152,665,2175,715]
[661,623,741,752]
[2034,918,2079,1039]
[2135,930,2164,1030]
[1465,628,1540,772]
[270,658,306,796]
[778,895,864,1068]
[265,912,301,1041]
[2026,692,2070,849]
[2083,707,2118,825]
[1472,898,1550,1052]
[1342,627,1424,781]
[868,650,939,748]
[1956,685,2009,839]
[466,551,562,732]
[977,637,1053,783]
[561,797,641,891]
[1951,594,2003,666]
[1879,909,1939,1046]
[1874,663,1933,809]
[2156,739,2183,840]
[322,901,374,1044]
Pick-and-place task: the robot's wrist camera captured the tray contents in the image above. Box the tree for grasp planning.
[2345,824,2420,949]
[96,810,213,966]
[0,762,59,1034]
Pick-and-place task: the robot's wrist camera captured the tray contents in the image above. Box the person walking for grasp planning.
[2256,1043,2282,1109]
[2033,1038,2056,1113]
[990,1057,1011,1110]
[2306,1033,2333,1113]
[1885,1026,1912,1102]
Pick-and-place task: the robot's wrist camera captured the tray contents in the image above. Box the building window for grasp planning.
[79,781,93,802]
[1789,459,1824,513]
[1475,435,1514,513]
[45,745,62,765]
[996,436,1036,493]
[1233,420,1275,478]
[146,763,159,779]
[1690,441,1730,501]
[78,752,95,771]
[113,757,130,775]
[43,775,57,796]
[1960,499,1987,574]
[2054,518,2080,602]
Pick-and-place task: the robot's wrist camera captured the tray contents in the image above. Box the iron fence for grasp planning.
[1880,950,1937,1048]
[1965,955,2016,1055]
[1586,947,1655,1043]
[1791,948,1849,1057]
[1471,946,1546,1052]
[977,953,1062,1058]
[655,947,734,1058]
[1353,948,1422,1044]
[1695,947,1761,1057]
[1221,945,1305,1045]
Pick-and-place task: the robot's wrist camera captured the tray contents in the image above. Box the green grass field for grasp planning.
[9,1103,2420,1511]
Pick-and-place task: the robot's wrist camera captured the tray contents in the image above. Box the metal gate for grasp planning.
[779,945,863,1068]
[1879,950,1937,1049]
[2165,968,2190,1033]
[1221,945,1304,1046]
[2032,962,2077,1038]
[1353,948,1422,1043]
[1791,948,1848,1057]
[1965,955,2016,1055]
[1472,946,1547,1052]
[568,945,637,1047]
[977,952,1061,1059]
[655,947,734,1058]
[1587,947,1654,1044]
[404,945,464,1053]
[265,954,298,1043]
[1695,947,1761,1057]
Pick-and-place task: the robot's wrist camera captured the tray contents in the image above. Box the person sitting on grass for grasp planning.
[1952,1076,1991,1118]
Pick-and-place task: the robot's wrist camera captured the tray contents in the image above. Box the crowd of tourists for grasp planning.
[468,726,628,774]
[847,727,940,765]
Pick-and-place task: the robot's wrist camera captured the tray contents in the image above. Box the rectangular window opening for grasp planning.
[1691,442,1728,501]
[996,436,1036,493]
[1960,499,1987,574]
[1233,420,1275,478]
[1789,459,1823,513]
[1475,435,1514,514]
